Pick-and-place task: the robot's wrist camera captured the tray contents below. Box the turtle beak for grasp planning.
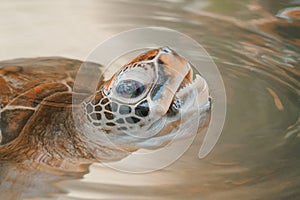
[150,47,193,115]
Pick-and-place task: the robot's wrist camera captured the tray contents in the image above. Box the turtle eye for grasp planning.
[116,79,145,98]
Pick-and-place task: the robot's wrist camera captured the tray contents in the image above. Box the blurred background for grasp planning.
[0,0,299,199]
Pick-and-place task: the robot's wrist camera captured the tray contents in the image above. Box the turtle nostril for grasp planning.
[161,47,172,53]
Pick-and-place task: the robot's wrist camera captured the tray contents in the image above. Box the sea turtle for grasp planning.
[0,47,210,169]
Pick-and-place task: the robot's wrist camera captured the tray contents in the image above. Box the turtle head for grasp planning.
[84,47,210,148]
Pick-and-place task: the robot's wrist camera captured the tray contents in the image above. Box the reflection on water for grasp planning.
[0,0,299,199]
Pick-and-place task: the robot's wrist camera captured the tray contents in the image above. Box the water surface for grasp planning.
[0,0,299,199]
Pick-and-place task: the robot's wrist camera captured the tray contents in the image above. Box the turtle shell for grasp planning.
[0,57,101,145]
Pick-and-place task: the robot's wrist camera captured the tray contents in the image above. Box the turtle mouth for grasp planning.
[167,72,209,115]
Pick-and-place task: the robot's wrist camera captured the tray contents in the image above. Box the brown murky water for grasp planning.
[0,0,299,199]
